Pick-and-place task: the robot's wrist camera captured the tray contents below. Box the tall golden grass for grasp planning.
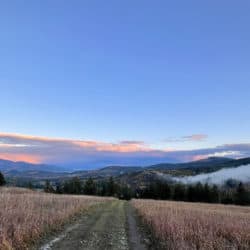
[0,187,112,249]
[132,199,250,249]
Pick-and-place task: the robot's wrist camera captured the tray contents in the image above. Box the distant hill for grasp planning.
[2,157,250,187]
[146,157,235,172]
[116,157,250,188]
[147,157,232,170]
[0,159,66,173]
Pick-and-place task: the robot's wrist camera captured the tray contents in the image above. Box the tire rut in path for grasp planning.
[39,200,147,250]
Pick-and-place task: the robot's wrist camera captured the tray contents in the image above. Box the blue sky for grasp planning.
[0,1,250,167]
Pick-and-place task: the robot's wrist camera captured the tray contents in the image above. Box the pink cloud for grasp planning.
[0,153,43,164]
[0,133,154,163]
[164,134,208,143]
[183,134,208,141]
[0,133,249,168]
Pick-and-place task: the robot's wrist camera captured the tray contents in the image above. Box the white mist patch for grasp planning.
[172,164,250,185]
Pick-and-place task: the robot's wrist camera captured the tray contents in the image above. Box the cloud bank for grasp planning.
[172,164,250,185]
[0,133,250,169]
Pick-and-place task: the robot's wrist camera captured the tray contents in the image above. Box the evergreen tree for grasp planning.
[73,177,83,194]
[65,177,83,194]
[0,172,6,186]
[106,177,116,196]
[156,181,171,200]
[194,182,204,202]
[187,185,196,202]
[173,183,186,201]
[55,183,63,194]
[235,182,250,205]
[221,190,234,204]
[62,181,71,193]
[27,181,34,189]
[83,177,96,195]
[210,185,220,203]
[44,180,54,193]
[203,183,211,202]
[118,185,133,200]
[97,181,107,196]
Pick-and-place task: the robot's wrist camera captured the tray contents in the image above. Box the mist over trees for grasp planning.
[173,164,250,185]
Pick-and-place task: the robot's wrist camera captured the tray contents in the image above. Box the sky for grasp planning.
[0,1,250,168]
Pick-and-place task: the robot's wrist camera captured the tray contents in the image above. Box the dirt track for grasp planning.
[39,200,147,250]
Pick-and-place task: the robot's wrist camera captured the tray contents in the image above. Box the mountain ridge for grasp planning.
[2,157,250,184]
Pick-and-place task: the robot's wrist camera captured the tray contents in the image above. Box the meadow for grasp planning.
[132,199,250,250]
[0,187,112,249]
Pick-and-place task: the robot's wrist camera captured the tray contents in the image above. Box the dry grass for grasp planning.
[0,187,113,249]
[132,199,250,250]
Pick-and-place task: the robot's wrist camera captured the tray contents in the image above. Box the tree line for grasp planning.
[44,176,250,205]
[44,177,133,200]
[139,181,250,205]
[1,170,249,206]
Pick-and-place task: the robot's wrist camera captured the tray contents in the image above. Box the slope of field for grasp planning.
[132,199,250,249]
[0,187,112,249]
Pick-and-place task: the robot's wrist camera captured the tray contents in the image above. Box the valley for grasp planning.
[3,157,250,188]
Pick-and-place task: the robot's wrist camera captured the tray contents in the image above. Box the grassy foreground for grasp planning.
[132,199,250,249]
[0,187,112,249]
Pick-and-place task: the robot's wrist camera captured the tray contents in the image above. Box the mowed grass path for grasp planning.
[39,200,147,250]
[40,201,129,250]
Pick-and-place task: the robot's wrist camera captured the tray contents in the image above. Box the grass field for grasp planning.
[132,199,250,249]
[0,187,112,249]
[2,187,249,249]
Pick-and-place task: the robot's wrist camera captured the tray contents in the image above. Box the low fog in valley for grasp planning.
[172,164,250,185]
